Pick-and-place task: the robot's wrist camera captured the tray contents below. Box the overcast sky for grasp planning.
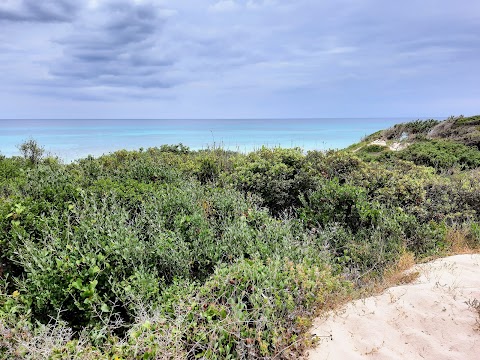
[0,0,479,119]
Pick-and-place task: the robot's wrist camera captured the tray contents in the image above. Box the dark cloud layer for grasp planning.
[48,1,175,90]
[0,0,80,22]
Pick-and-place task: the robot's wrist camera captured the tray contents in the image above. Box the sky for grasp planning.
[0,0,479,119]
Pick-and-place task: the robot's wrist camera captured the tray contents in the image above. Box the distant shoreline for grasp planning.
[0,117,445,162]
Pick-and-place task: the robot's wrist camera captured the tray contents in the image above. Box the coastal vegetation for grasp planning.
[1,115,480,359]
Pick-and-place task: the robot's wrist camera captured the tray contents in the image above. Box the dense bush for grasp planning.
[299,179,380,231]
[148,258,346,359]
[304,150,362,181]
[393,140,480,170]
[349,160,433,208]
[225,147,316,215]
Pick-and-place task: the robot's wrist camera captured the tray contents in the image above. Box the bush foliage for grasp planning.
[392,140,480,170]
[1,123,480,358]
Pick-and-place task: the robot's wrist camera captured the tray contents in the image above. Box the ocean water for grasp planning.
[0,118,441,162]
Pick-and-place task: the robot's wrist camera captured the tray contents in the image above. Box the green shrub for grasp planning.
[361,130,383,142]
[197,156,220,184]
[350,160,433,208]
[304,150,362,181]
[225,147,315,215]
[395,140,480,170]
[122,258,348,359]
[355,144,390,162]
[300,179,381,231]
[0,157,26,198]
[469,222,480,247]
[8,198,166,332]
[17,139,45,165]
[361,144,388,153]
[157,143,191,154]
[382,119,440,140]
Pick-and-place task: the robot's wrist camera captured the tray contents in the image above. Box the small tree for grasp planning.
[18,138,45,165]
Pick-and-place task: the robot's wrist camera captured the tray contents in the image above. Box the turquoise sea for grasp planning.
[0,118,443,162]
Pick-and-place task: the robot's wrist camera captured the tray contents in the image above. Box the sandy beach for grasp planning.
[308,254,480,360]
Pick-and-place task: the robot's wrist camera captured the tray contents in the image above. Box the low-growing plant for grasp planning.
[465,298,480,331]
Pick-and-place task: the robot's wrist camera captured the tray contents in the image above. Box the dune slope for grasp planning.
[308,254,480,360]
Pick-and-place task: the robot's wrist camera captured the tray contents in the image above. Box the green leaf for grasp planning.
[71,279,83,291]
[89,279,98,289]
[89,266,101,275]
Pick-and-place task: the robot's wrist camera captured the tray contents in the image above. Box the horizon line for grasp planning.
[0,116,449,121]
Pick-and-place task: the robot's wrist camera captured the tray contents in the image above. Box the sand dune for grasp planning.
[308,254,480,360]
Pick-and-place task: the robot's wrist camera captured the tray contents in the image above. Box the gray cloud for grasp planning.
[47,1,177,91]
[0,0,80,22]
[1,0,479,117]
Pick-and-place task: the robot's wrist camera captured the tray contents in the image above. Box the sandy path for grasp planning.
[308,254,480,360]
[352,140,407,153]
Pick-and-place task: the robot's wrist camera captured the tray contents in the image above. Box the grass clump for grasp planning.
[465,298,480,331]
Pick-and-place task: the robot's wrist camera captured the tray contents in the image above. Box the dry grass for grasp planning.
[417,227,480,266]
[358,251,419,297]
[382,252,418,287]
[445,229,472,254]
[465,298,480,332]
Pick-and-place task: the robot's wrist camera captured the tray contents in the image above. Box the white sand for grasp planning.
[308,254,480,360]
[370,139,408,151]
[353,140,408,153]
